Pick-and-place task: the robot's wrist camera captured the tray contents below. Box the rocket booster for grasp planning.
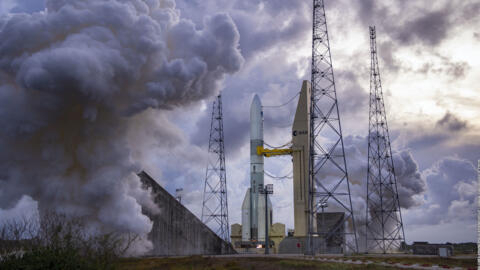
[250,94,264,238]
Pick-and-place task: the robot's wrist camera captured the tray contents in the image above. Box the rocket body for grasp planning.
[242,94,271,241]
[250,94,264,239]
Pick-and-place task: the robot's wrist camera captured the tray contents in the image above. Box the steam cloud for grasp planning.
[0,0,243,253]
[343,135,426,252]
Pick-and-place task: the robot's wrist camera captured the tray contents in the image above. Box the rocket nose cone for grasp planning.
[252,94,262,107]
[250,94,262,118]
[250,94,263,139]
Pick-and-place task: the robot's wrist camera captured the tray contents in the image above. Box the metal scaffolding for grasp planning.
[365,26,405,253]
[202,94,230,242]
[307,0,358,254]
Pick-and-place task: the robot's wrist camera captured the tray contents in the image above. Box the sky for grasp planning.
[0,0,478,248]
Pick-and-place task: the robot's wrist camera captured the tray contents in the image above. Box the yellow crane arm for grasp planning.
[257,146,293,157]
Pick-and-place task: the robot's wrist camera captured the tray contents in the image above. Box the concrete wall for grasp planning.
[139,171,236,256]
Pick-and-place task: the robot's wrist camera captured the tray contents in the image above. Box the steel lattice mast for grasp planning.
[365,26,405,253]
[202,94,230,242]
[307,0,358,254]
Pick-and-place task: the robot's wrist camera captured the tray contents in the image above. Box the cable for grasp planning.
[262,91,300,108]
[265,170,293,180]
[264,141,292,149]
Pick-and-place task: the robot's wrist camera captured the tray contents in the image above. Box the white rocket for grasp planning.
[242,94,272,242]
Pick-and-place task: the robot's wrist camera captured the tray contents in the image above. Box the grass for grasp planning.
[116,256,396,270]
[347,254,477,269]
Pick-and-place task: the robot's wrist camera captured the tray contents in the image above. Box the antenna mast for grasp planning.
[202,94,230,242]
[365,26,405,253]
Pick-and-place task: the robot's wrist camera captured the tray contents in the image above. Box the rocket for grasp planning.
[242,94,271,242]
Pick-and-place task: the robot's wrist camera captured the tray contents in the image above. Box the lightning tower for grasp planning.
[365,26,405,253]
[202,94,230,242]
[307,0,358,254]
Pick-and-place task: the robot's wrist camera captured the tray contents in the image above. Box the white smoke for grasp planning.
[0,0,243,253]
[343,135,426,252]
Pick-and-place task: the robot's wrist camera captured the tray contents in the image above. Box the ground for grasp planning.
[116,254,477,270]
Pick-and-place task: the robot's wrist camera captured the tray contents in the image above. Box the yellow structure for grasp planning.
[256,146,294,157]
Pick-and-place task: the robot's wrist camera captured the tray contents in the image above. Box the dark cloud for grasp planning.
[474,32,480,40]
[337,70,368,116]
[416,54,470,79]
[342,135,426,210]
[436,111,468,132]
[407,133,449,150]
[378,41,400,72]
[394,9,450,46]
[407,156,477,225]
[393,151,426,209]
[232,4,310,60]
[10,0,45,13]
[458,2,480,24]
[445,61,470,78]
[351,1,461,47]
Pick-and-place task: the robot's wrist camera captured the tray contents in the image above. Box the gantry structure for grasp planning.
[307,0,358,254]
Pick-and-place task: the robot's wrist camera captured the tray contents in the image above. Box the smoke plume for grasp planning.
[343,135,426,252]
[0,0,243,253]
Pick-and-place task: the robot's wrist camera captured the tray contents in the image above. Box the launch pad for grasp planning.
[231,81,347,254]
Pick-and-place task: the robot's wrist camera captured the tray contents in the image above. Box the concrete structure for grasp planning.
[291,80,312,237]
[231,223,285,254]
[411,242,453,256]
[241,94,272,242]
[139,171,236,256]
[278,236,325,254]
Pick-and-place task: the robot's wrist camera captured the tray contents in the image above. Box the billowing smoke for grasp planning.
[343,135,426,252]
[0,0,243,253]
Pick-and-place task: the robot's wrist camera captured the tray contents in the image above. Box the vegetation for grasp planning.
[0,213,138,270]
[116,255,478,270]
[117,256,395,270]
[451,242,477,254]
[348,254,477,269]
[1,214,476,270]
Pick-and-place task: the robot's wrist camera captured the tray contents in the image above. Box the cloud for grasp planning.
[436,111,468,132]
[474,32,480,41]
[395,111,472,161]
[0,0,242,253]
[10,0,45,13]
[343,135,426,210]
[0,195,38,224]
[405,156,477,225]
[394,9,450,46]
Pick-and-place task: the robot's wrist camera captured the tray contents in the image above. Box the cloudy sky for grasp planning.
[0,0,478,248]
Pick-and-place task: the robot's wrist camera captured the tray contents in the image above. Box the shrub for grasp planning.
[0,213,138,270]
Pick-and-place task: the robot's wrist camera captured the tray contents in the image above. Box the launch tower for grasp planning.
[307,0,358,254]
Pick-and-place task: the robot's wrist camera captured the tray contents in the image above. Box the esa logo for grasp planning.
[293,130,307,136]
